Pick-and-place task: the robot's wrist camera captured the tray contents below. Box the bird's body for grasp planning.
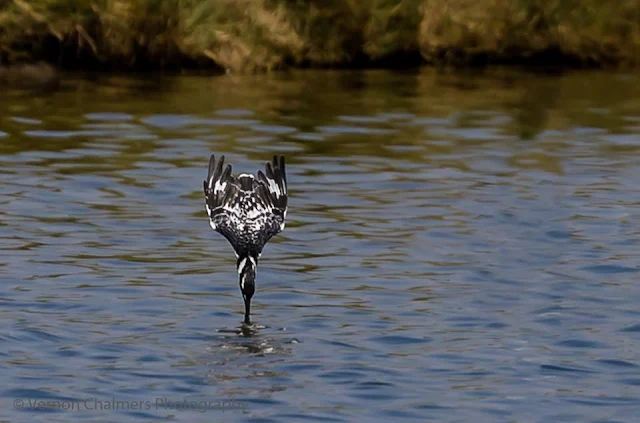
[203,155,288,324]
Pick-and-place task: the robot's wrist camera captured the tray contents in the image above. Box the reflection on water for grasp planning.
[1,68,640,422]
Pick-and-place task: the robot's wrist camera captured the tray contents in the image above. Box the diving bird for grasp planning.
[203,154,288,325]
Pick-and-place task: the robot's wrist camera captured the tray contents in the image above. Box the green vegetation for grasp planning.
[0,0,639,72]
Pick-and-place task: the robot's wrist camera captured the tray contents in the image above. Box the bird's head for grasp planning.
[237,254,257,324]
[237,255,257,297]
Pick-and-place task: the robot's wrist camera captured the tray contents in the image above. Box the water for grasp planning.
[1,68,640,422]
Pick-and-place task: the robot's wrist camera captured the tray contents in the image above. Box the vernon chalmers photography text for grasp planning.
[12,397,248,413]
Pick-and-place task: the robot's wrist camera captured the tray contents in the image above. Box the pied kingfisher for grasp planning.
[203,154,288,325]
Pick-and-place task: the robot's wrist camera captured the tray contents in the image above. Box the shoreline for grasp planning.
[0,57,629,89]
[0,51,630,88]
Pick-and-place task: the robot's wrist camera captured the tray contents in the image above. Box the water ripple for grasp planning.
[1,69,639,423]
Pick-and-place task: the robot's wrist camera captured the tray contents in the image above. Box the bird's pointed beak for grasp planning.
[243,295,251,325]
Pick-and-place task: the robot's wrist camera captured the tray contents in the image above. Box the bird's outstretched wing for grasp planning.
[256,155,288,238]
[203,155,241,249]
[203,154,232,223]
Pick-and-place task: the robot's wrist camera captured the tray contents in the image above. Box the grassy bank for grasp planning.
[0,0,639,73]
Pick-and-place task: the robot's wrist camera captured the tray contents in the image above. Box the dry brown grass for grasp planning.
[419,0,640,66]
[0,0,638,72]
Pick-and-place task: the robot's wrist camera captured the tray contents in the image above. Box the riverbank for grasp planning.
[1,0,639,73]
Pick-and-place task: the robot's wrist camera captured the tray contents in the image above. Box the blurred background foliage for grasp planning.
[0,0,638,72]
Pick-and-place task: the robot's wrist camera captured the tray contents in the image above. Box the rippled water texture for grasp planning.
[1,69,640,422]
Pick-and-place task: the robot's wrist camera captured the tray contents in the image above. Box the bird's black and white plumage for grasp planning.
[203,154,288,324]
